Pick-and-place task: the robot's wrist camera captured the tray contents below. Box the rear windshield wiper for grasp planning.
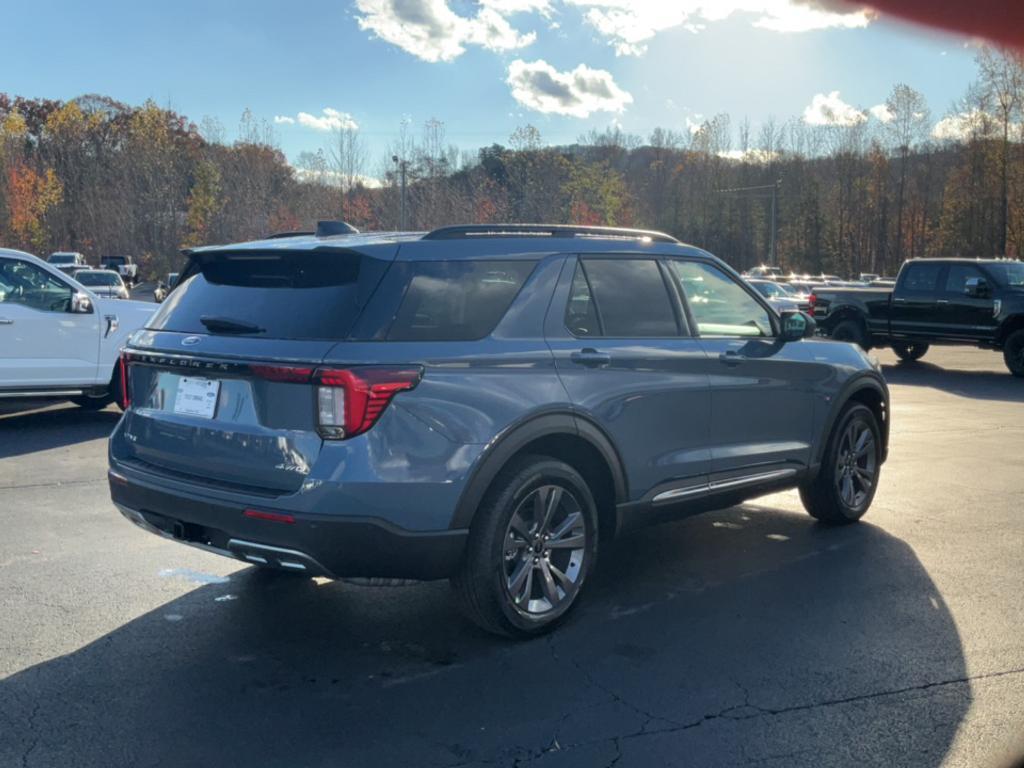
[199,315,265,334]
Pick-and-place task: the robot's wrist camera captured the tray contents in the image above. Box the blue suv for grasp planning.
[109,224,889,636]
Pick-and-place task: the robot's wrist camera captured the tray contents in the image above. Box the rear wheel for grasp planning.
[452,455,598,637]
[800,403,882,525]
[892,342,929,362]
[831,319,869,350]
[1004,329,1024,378]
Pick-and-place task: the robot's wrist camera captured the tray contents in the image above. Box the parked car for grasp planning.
[99,255,138,286]
[55,263,91,279]
[153,272,179,303]
[747,278,811,312]
[811,258,1024,375]
[48,251,86,267]
[108,223,889,637]
[74,269,130,300]
[744,264,785,279]
[0,248,155,407]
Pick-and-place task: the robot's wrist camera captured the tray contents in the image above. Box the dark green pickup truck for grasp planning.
[811,258,1024,376]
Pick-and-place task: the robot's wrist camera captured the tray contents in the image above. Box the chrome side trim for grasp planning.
[0,389,84,398]
[651,468,797,505]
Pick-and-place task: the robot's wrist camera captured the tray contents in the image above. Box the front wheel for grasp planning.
[800,403,882,525]
[892,342,929,362]
[1004,329,1024,378]
[452,455,598,637]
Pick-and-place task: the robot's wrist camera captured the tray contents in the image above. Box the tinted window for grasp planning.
[580,258,678,337]
[0,259,74,312]
[670,260,773,337]
[565,262,601,336]
[984,262,1024,287]
[149,250,389,340]
[944,264,985,294]
[77,271,122,286]
[900,263,943,292]
[387,260,535,341]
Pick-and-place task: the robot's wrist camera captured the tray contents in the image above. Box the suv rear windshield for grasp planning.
[102,257,126,266]
[147,249,389,340]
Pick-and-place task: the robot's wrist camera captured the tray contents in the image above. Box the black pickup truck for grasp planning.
[811,258,1024,376]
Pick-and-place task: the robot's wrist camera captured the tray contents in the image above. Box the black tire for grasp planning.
[1004,329,1024,378]
[452,455,599,638]
[799,403,882,525]
[892,342,929,362]
[831,319,870,350]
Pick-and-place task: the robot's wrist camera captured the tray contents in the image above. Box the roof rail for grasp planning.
[265,230,315,240]
[422,224,679,244]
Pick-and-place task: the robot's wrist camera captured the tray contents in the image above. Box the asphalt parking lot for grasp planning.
[1,346,1022,768]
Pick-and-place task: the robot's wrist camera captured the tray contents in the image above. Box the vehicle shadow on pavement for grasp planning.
[882,361,1024,403]
[0,403,120,458]
[0,506,968,768]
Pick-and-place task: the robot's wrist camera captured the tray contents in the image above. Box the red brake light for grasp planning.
[808,293,817,309]
[249,365,314,383]
[315,366,423,439]
[119,351,131,409]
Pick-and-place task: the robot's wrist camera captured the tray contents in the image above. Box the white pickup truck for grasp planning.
[0,248,155,408]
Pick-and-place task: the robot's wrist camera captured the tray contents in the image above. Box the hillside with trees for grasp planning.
[1,47,1022,277]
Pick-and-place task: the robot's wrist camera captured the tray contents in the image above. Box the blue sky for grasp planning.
[5,0,981,172]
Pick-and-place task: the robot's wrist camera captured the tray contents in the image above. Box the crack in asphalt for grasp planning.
[453,663,1024,768]
[20,702,40,768]
[1,478,105,491]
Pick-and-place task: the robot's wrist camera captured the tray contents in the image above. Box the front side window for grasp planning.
[571,258,679,338]
[944,264,985,294]
[670,260,773,338]
[388,260,536,341]
[0,259,73,312]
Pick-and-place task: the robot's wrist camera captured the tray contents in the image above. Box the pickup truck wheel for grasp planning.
[1004,329,1024,377]
[831,319,869,350]
[800,403,882,525]
[452,455,598,637]
[892,342,929,362]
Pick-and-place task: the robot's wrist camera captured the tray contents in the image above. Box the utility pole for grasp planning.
[716,179,782,266]
[391,155,408,230]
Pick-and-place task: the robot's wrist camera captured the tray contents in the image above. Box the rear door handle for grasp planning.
[718,350,743,366]
[570,348,611,368]
[0,318,13,325]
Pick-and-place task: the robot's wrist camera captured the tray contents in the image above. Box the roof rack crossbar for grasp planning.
[422,224,679,244]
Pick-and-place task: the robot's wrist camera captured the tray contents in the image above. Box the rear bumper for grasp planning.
[108,466,468,581]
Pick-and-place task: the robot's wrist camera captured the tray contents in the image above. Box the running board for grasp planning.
[652,468,797,505]
[0,389,85,398]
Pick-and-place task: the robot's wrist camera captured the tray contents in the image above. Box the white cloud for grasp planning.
[932,110,997,142]
[718,148,779,163]
[564,1,873,56]
[275,109,358,132]
[869,104,893,123]
[506,59,633,117]
[802,91,866,127]
[481,0,552,15]
[293,166,383,189]
[354,0,536,63]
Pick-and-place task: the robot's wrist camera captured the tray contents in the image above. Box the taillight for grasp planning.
[808,293,817,309]
[119,351,131,409]
[315,366,423,439]
[249,365,314,382]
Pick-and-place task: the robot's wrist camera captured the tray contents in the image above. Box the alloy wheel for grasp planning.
[835,419,877,509]
[502,484,587,615]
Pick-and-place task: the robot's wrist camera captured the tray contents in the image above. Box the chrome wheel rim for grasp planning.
[835,419,877,509]
[503,484,587,615]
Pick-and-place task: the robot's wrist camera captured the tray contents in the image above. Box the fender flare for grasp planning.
[811,372,890,471]
[449,411,628,530]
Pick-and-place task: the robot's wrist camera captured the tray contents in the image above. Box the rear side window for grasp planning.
[387,260,536,341]
[572,258,679,337]
[148,250,389,340]
[943,264,985,293]
[900,263,943,293]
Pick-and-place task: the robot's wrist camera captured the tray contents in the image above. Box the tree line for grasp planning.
[1,47,1022,278]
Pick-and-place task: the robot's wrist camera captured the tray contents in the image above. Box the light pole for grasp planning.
[716,179,782,267]
[391,154,407,231]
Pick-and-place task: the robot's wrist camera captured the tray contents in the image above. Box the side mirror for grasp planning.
[780,310,815,342]
[70,291,93,314]
[964,277,989,298]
